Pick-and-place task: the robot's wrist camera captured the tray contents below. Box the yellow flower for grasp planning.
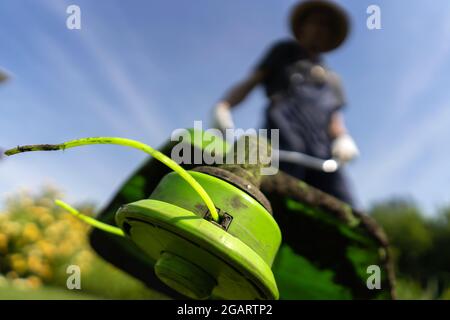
[36,264,52,280]
[27,254,51,280]
[22,222,41,242]
[56,241,76,256]
[32,206,54,225]
[10,254,28,275]
[2,221,21,237]
[37,240,55,259]
[27,255,44,273]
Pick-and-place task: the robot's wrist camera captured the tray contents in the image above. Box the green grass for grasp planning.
[0,256,171,300]
[0,285,100,300]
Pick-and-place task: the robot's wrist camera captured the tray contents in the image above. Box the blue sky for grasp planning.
[1,0,450,215]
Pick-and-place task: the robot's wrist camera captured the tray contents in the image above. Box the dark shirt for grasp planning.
[255,39,321,98]
[256,39,346,159]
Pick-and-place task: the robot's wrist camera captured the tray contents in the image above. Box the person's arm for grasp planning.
[329,111,359,163]
[213,69,267,131]
[212,40,288,131]
[221,69,267,108]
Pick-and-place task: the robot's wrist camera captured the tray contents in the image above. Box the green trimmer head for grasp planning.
[115,170,281,300]
[4,135,281,300]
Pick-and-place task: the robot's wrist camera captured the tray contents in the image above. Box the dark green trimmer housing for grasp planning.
[115,167,281,300]
[88,130,395,300]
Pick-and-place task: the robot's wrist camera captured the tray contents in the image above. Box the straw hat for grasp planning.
[290,0,350,52]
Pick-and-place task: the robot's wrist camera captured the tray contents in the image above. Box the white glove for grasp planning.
[331,134,359,163]
[212,102,235,133]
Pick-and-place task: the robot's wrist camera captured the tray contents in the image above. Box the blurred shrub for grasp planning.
[0,186,167,299]
[370,199,433,276]
[370,198,450,300]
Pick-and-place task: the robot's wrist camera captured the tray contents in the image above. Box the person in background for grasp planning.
[212,0,359,206]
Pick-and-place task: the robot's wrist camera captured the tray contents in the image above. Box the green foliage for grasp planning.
[370,198,450,300]
[371,200,432,274]
[394,278,436,300]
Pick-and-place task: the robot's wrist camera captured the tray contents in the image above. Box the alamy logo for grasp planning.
[66,5,82,30]
[66,265,81,290]
[366,265,381,290]
[367,5,382,30]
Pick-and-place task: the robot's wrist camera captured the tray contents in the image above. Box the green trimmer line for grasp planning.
[4,136,281,300]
